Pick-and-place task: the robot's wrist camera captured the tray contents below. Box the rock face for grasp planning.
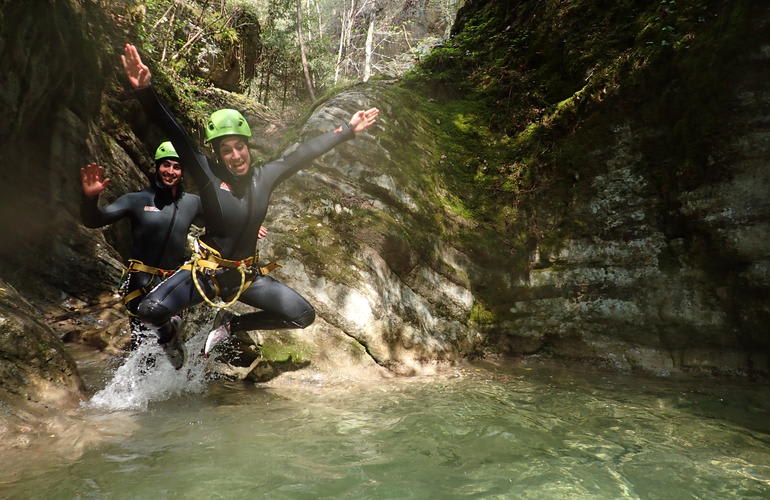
[256,85,485,376]
[510,113,770,375]
[256,3,770,377]
[416,0,770,374]
[0,0,145,446]
[0,281,83,405]
[183,6,262,92]
[0,279,85,449]
[258,55,769,378]
[0,0,768,429]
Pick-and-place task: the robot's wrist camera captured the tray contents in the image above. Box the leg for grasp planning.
[230,274,315,333]
[137,269,207,343]
[202,273,315,356]
[124,272,160,350]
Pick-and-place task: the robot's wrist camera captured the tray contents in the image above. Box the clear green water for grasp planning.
[2,360,769,499]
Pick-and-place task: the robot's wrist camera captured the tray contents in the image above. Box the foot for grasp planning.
[159,316,185,370]
[203,310,233,357]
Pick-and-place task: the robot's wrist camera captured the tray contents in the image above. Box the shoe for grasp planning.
[160,316,185,370]
[203,310,233,357]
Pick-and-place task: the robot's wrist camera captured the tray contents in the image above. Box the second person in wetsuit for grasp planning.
[120,43,379,363]
[80,141,202,357]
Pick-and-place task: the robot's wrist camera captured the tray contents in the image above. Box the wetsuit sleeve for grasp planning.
[131,85,214,191]
[261,124,355,188]
[80,194,133,228]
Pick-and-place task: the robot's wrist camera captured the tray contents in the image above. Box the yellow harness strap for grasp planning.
[121,260,180,305]
[126,259,176,277]
[188,239,281,309]
[259,262,281,275]
[122,287,146,305]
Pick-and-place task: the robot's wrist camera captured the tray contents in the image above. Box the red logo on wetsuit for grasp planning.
[143,206,160,212]
[219,182,232,191]
[333,126,344,134]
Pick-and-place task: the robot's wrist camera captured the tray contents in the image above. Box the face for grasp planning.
[218,136,251,176]
[157,159,182,187]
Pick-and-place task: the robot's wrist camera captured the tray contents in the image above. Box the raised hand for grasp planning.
[121,43,152,89]
[258,225,268,239]
[349,108,380,134]
[80,163,111,198]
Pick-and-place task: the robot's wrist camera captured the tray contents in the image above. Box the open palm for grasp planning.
[349,108,380,133]
[121,43,152,88]
[80,163,111,198]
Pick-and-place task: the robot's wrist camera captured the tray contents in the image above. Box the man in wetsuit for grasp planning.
[80,142,202,361]
[120,43,379,364]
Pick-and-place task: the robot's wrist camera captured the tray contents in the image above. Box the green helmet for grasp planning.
[205,109,252,143]
[154,141,180,162]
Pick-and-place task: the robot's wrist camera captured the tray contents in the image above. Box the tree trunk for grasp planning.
[160,9,176,64]
[314,0,322,40]
[305,0,312,42]
[334,0,355,83]
[443,0,457,37]
[281,66,289,113]
[263,56,273,106]
[363,15,375,82]
[296,0,316,101]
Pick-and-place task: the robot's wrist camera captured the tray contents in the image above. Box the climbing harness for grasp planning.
[188,239,280,309]
[121,259,182,305]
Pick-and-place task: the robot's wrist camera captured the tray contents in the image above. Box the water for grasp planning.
[87,332,209,411]
[1,349,769,499]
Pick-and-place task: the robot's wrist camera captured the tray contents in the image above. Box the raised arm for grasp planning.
[79,163,130,228]
[263,108,380,187]
[121,43,214,190]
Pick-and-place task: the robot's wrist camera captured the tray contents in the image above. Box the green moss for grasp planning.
[259,335,313,363]
[377,0,757,325]
[468,302,496,325]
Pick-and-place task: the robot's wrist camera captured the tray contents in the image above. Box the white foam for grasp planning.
[86,326,212,411]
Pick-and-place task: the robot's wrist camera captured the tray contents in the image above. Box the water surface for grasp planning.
[2,352,769,499]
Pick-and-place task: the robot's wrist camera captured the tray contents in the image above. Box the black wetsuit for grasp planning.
[81,180,202,346]
[132,85,355,342]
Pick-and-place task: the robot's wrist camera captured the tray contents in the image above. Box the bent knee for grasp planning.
[137,298,171,326]
[291,306,315,329]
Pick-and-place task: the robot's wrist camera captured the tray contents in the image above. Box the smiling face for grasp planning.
[217,136,251,176]
[157,159,182,187]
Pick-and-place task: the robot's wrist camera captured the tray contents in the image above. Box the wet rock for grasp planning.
[0,279,85,451]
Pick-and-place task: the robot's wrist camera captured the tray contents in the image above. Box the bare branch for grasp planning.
[151,4,175,30]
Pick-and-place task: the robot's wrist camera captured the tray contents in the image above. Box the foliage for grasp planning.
[393,0,757,320]
[130,0,462,113]
[136,0,259,82]
[408,0,753,236]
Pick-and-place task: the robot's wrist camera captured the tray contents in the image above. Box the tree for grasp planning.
[296,0,317,100]
[334,0,356,84]
[363,11,374,82]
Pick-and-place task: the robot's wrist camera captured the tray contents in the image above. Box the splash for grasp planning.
[87,326,213,411]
